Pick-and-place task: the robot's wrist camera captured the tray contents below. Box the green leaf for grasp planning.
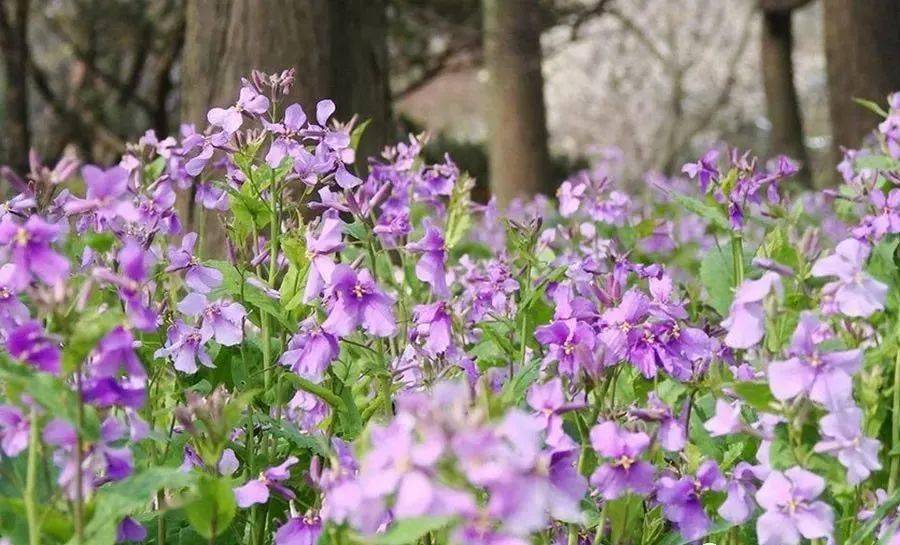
[852,97,889,118]
[501,359,541,406]
[656,519,737,545]
[671,193,729,230]
[444,173,475,250]
[185,474,236,539]
[350,118,373,150]
[62,309,123,373]
[731,381,777,411]
[73,467,194,545]
[856,154,899,171]
[368,516,455,545]
[699,241,738,316]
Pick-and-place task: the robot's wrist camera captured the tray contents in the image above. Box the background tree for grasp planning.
[0,0,31,173]
[823,0,900,160]
[329,0,393,166]
[482,0,552,206]
[181,0,330,129]
[759,0,812,187]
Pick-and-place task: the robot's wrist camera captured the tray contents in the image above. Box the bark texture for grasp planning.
[329,0,393,166]
[823,0,900,157]
[482,0,552,206]
[181,0,331,128]
[0,0,31,173]
[760,7,811,186]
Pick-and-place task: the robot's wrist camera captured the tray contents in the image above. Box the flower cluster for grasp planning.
[0,69,900,545]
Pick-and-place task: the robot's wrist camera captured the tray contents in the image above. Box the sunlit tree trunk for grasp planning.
[482,0,552,206]
[823,0,900,160]
[760,4,811,187]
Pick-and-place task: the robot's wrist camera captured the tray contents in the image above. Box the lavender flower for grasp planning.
[812,238,887,318]
[589,421,655,499]
[755,467,834,545]
[322,265,396,337]
[166,233,223,293]
[234,456,299,508]
[153,320,214,374]
[279,318,340,383]
[412,301,453,356]
[177,292,246,346]
[0,404,29,457]
[6,320,61,374]
[407,226,450,297]
[535,318,596,378]
[722,271,782,349]
[656,461,725,541]
[0,214,69,289]
[768,312,861,407]
[813,405,881,484]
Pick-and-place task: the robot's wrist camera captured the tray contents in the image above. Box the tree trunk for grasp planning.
[482,0,552,207]
[823,0,900,159]
[181,0,330,127]
[0,0,31,174]
[180,0,330,251]
[761,7,811,186]
[329,0,393,168]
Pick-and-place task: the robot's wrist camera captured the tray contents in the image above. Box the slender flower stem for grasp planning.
[731,232,744,288]
[25,405,40,545]
[890,348,900,492]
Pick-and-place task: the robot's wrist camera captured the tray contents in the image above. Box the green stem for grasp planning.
[25,405,40,545]
[890,349,900,491]
[731,232,744,287]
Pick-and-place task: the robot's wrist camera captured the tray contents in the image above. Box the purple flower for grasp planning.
[526,378,581,451]
[44,417,134,499]
[599,289,649,365]
[177,292,246,346]
[6,320,61,374]
[704,399,744,437]
[656,461,725,541]
[755,467,834,545]
[407,226,449,297]
[722,271,782,349]
[207,106,242,134]
[0,264,29,331]
[153,320,213,374]
[535,318,596,378]
[274,516,321,545]
[412,301,453,356]
[768,312,861,407]
[236,85,270,115]
[303,215,344,303]
[630,393,685,452]
[166,233,223,293]
[0,404,29,457]
[556,177,587,217]
[682,149,720,192]
[812,238,887,317]
[64,165,138,223]
[867,189,900,239]
[322,265,396,337]
[814,405,881,484]
[0,214,69,289]
[718,462,764,524]
[234,456,299,508]
[279,318,339,383]
[82,326,147,409]
[116,517,146,543]
[589,421,655,499]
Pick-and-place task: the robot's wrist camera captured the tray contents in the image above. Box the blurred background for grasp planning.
[1,0,899,202]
